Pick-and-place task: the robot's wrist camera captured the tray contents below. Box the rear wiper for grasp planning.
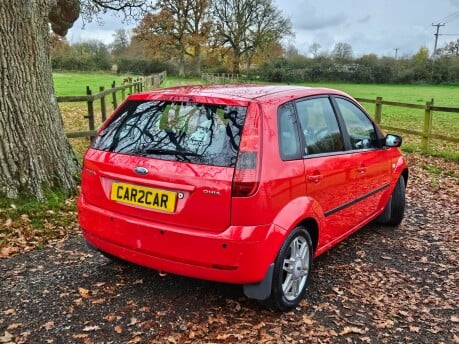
[143,148,201,156]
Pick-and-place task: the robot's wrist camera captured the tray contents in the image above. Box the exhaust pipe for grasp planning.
[158,271,168,277]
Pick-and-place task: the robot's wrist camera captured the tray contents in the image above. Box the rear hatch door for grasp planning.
[82,98,249,232]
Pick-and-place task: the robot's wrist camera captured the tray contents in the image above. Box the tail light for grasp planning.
[232,104,262,197]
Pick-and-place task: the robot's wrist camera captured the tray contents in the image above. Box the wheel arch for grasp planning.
[271,196,323,254]
[297,218,319,254]
[401,168,409,188]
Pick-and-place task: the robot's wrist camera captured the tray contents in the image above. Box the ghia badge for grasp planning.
[134,167,149,175]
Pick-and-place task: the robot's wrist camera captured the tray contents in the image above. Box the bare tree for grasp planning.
[0,0,151,200]
[111,29,130,57]
[331,42,353,63]
[211,0,292,73]
[309,43,322,58]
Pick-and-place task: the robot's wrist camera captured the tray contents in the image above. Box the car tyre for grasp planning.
[378,176,406,226]
[266,226,313,311]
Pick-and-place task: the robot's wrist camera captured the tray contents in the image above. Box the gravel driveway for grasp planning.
[1,156,458,343]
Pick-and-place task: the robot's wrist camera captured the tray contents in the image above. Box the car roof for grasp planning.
[128,84,351,106]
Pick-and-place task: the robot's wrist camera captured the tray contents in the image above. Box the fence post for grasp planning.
[422,99,434,150]
[375,96,383,124]
[111,81,117,109]
[99,86,107,122]
[86,86,95,140]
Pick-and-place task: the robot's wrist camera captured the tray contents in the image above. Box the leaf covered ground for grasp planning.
[0,153,458,343]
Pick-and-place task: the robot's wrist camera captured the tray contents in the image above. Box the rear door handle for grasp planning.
[307,174,322,183]
[357,165,366,174]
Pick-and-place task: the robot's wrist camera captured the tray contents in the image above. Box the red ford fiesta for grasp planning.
[78,84,408,311]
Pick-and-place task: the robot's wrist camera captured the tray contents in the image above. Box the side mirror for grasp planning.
[385,134,402,147]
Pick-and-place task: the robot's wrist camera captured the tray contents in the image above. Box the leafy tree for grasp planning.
[0,0,152,200]
[133,0,211,76]
[211,0,292,73]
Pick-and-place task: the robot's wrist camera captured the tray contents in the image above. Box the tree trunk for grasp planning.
[232,49,241,74]
[178,53,186,77]
[193,44,202,76]
[0,0,79,200]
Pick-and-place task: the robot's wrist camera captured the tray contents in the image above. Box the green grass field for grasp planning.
[53,72,138,96]
[53,72,459,161]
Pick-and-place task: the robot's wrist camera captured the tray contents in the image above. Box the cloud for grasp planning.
[357,15,371,24]
[296,14,347,31]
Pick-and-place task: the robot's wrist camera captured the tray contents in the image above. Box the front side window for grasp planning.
[335,98,378,150]
[93,100,247,167]
[296,97,344,155]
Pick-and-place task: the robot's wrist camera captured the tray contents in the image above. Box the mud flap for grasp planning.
[243,263,274,300]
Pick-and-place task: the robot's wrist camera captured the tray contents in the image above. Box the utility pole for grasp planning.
[432,23,445,55]
[394,48,399,59]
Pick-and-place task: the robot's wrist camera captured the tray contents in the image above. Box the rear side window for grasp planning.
[93,100,247,167]
[296,97,344,155]
[334,98,378,150]
[278,103,302,160]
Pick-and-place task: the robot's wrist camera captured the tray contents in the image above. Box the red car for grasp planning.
[78,85,408,311]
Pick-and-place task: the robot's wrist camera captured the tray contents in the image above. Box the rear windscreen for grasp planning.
[92,100,248,167]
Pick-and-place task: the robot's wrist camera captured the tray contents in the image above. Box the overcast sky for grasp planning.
[67,0,459,58]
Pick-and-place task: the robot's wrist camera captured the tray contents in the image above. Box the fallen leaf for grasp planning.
[166,336,177,344]
[0,331,14,343]
[105,314,117,322]
[41,321,55,330]
[91,298,106,304]
[74,298,83,306]
[78,287,90,299]
[302,315,315,325]
[375,319,394,329]
[339,326,367,335]
[82,325,101,332]
[114,326,123,334]
[127,336,142,344]
[128,317,139,326]
[253,322,265,330]
[6,323,21,330]
[1,247,19,258]
[72,334,89,339]
[3,309,16,316]
[409,326,420,333]
[451,316,459,323]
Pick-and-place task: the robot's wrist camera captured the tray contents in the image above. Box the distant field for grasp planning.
[53,73,458,161]
[303,82,459,106]
[53,72,137,96]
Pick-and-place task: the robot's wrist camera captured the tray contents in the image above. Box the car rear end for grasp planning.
[78,87,278,284]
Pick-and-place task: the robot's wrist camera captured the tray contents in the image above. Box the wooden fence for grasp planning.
[59,71,167,139]
[202,73,241,84]
[355,97,459,149]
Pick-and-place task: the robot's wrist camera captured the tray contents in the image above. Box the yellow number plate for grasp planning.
[110,182,177,213]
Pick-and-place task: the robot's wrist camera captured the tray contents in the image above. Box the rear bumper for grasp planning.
[78,195,285,284]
